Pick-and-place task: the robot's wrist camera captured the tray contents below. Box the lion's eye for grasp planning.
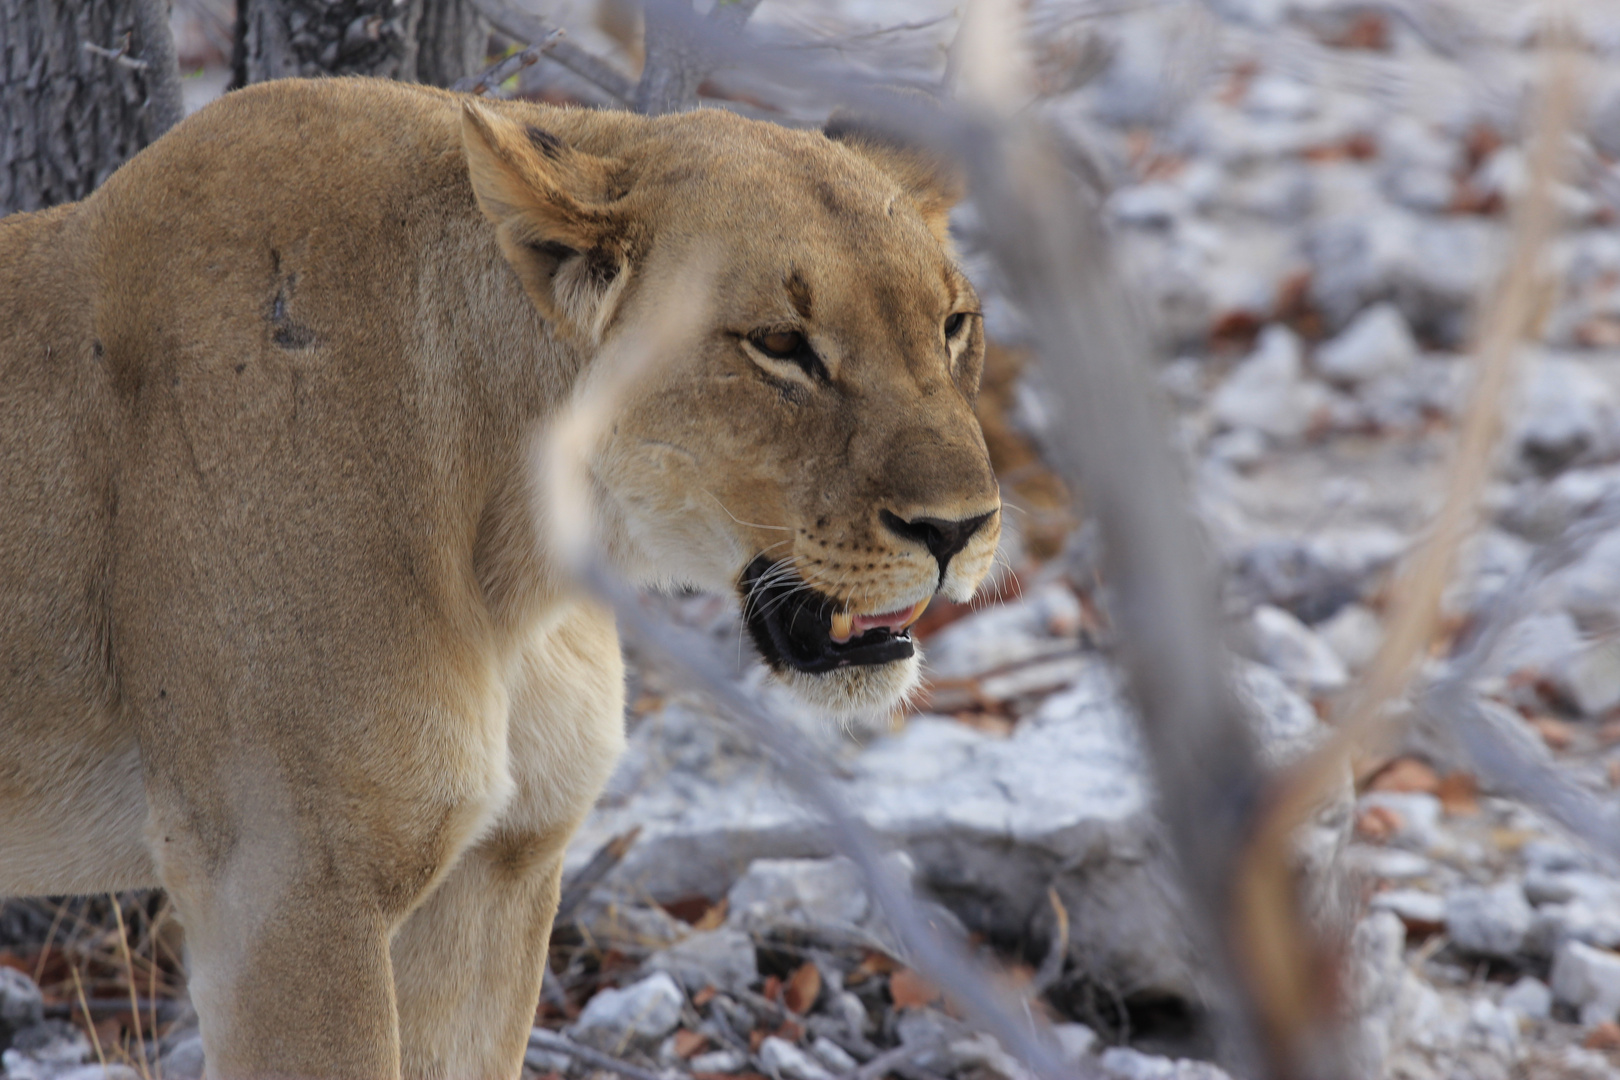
[944,312,968,339]
[754,330,806,359]
[745,328,828,384]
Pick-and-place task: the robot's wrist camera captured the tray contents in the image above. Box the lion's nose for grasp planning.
[879,509,995,581]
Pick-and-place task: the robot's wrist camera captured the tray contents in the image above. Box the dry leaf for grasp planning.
[1436,772,1480,817]
[889,969,942,1009]
[784,962,821,1015]
[674,1030,709,1059]
[1529,715,1575,750]
[693,898,728,932]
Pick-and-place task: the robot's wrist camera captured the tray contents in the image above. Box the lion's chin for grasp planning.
[774,652,923,725]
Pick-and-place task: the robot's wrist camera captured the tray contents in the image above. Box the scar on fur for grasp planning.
[266,252,317,350]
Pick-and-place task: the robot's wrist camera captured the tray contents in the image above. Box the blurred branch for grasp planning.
[529,1028,682,1080]
[635,0,766,114]
[555,826,641,925]
[453,28,566,95]
[1229,18,1582,1070]
[465,0,635,103]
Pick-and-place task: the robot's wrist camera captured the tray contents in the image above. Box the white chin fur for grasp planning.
[775,651,924,724]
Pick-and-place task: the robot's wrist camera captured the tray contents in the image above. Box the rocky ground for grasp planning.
[12,0,1620,1078]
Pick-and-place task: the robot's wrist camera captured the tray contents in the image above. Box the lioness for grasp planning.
[0,77,1000,1077]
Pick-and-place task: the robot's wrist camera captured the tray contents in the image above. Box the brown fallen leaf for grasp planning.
[1529,715,1576,751]
[890,969,943,1009]
[784,962,821,1015]
[674,1030,709,1059]
[1436,772,1480,817]
[1586,1022,1620,1050]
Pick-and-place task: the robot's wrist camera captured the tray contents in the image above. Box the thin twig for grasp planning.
[83,39,150,70]
[849,1031,951,1080]
[464,0,635,103]
[69,963,109,1075]
[454,29,566,95]
[529,1027,680,1080]
[555,826,642,926]
[110,896,152,1080]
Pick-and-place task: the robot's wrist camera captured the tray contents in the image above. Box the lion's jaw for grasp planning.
[464,101,1001,722]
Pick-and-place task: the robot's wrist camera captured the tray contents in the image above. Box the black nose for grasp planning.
[880,509,995,581]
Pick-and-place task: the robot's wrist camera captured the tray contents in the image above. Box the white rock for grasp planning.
[568,973,684,1050]
[1495,611,1584,678]
[1502,976,1554,1021]
[1551,940,1620,1025]
[2,1020,90,1066]
[2,1063,142,1080]
[690,1049,749,1073]
[809,1036,858,1074]
[1205,427,1268,470]
[1350,847,1434,881]
[524,1042,573,1074]
[1251,604,1349,691]
[1371,889,1446,926]
[1210,326,1330,440]
[1308,211,1496,343]
[1098,1046,1233,1080]
[726,856,871,931]
[1314,303,1418,384]
[1052,1023,1099,1065]
[0,968,43,1033]
[568,658,1334,1002]
[1244,74,1319,120]
[1360,792,1443,851]
[1512,356,1620,475]
[1551,639,1620,717]
[1110,183,1191,228]
[1549,530,1620,632]
[925,582,1082,679]
[160,1031,207,1080]
[759,1036,835,1080]
[647,928,759,993]
[1467,998,1521,1056]
[1445,882,1534,959]
[1318,604,1382,669]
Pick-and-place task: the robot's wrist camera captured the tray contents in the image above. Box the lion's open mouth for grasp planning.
[739,556,926,674]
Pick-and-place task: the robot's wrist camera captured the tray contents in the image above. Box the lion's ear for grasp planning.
[461,101,631,343]
[824,109,964,245]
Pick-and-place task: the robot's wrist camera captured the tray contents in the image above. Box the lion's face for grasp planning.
[463,103,1001,719]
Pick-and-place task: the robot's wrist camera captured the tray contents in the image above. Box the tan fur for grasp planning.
[0,77,999,1078]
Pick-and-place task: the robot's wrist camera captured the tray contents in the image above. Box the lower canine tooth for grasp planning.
[831,611,853,643]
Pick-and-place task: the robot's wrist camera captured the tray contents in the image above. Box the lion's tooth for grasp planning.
[830,611,853,643]
[901,598,930,628]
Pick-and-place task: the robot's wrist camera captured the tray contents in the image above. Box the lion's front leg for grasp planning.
[394,604,626,1080]
[392,833,567,1080]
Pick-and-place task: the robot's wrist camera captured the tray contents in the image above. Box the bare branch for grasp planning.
[634,0,767,115]
[554,825,641,925]
[529,1028,682,1080]
[452,28,566,95]
[464,0,635,103]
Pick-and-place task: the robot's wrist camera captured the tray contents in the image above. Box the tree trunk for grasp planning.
[232,0,486,88]
[0,0,184,215]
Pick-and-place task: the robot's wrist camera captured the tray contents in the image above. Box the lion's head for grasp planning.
[463,101,1001,719]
